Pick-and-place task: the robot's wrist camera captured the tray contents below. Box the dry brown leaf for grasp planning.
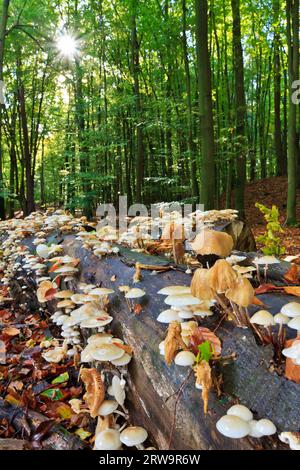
[37,281,57,303]
[284,337,300,383]
[194,361,212,414]
[164,321,187,366]
[283,286,300,297]
[80,368,105,418]
[252,296,266,307]
[2,327,20,337]
[284,264,300,284]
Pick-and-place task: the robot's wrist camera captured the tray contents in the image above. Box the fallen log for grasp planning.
[10,232,300,450]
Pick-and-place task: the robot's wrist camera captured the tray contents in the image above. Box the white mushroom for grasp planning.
[279,432,300,450]
[164,293,201,307]
[216,415,250,439]
[98,400,119,416]
[255,419,276,436]
[281,302,300,318]
[157,309,182,323]
[288,317,300,337]
[157,285,191,295]
[227,404,253,422]
[95,429,121,450]
[174,351,196,366]
[120,426,148,449]
[248,420,264,438]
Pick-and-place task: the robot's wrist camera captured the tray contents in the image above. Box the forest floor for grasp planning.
[223,176,300,256]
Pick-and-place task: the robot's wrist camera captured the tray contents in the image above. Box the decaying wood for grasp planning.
[9,230,300,450]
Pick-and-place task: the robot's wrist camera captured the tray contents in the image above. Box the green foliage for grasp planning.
[255,203,286,256]
[196,340,214,364]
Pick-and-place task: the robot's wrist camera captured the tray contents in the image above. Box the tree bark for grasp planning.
[286,0,299,224]
[231,0,247,217]
[195,0,215,210]
[0,0,10,220]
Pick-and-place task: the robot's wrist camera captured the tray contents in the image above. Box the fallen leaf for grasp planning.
[284,264,300,284]
[2,327,20,337]
[252,296,266,307]
[133,303,142,315]
[283,286,300,297]
[75,428,92,440]
[190,327,221,356]
[164,321,187,366]
[194,361,212,414]
[80,368,105,418]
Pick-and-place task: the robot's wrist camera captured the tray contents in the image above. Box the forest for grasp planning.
[0,0,300,456]
[0,0,299,221]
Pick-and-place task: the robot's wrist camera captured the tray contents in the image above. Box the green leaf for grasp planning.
[52,372,69,385]
[196,340,213,363]
[75,428,92,440]
[40,388,64,401]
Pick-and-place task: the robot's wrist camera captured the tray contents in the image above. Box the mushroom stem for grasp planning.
[255,263,261,283]
[263,264,268,283]
[125,298,133,312]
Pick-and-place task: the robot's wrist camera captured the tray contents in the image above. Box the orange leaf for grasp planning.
[255,284,283,294]
[283,286,300,297]
[49,263,61,273]
[284,264,300,284]
[133,303,142,315]
[252,296,266,306]
[285,337,300,383]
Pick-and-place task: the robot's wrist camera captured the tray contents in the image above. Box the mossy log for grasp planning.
[8,230,300,451]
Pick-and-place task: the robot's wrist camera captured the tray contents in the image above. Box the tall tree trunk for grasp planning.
[131,4,144,204]
[286,0,299,224]
[0,0,10,219]
[182,0,198,199]
[195,0,215,210]
[231,0,247,217]
[273,0,285,176]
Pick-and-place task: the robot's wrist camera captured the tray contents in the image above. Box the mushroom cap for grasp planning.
[87,333,113,345]
[250,310,275,326]
[80,316,113,328]
[157,285,191,295]
[120,426,148,447]
[190,229,234,257]
[288,317,300,331]
[281,302,300,318]
[98,400,119,416]
[227,404,253,422]
[248,420,264,438]
[191,268,215,301]
[207,259,238,293]
[125,288,145,299]
[174,351,196,366]
[279,432,300,450]
[164,293,201,307]
[88,287,114,296]
[95,429,121,450]
[71,293,95,304]
[157,309,182,323]
[36,244,51,259]
[225,277,254,308]
[111,352,132,366]
[53,290,74,299]
[90,343,125,361]
[253,255,280,265]
[216,415,250,438]
[255,419,276,436]
[178,310,194,319]
[274,313,290,325]
[282,340,300,359]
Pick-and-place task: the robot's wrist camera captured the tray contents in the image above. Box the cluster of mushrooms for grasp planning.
[0,209,150,450]
[1,207,300,450]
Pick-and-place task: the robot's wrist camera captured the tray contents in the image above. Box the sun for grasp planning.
[56,33,79,60]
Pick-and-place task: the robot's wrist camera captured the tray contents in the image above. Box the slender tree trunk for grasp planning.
[0,0,10,219]
[182,0,198,199]
[286,0,299,224]
[231,0,247,217]
[131,4,144,203]
[273,0,285,176]
[195,0,215,209]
